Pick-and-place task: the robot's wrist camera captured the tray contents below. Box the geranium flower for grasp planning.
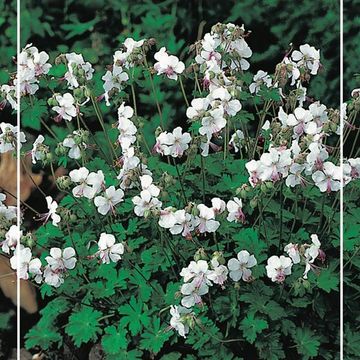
[312,162,341,193]
[94,186,124,215]
[226,197,245,223]
[52,93,77,122]
[31,135,45,164]
[97,233,124,264]
[10,245,42,282]
[227,250,257,282]
[266,255,292,283]
[169,305,193,338]
[249,70,272,94]
[195,204,220,233]
[154,47,185,81]
[1,225,22,254]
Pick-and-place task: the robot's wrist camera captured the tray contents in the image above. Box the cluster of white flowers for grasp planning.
[17,44,52,96]
[154,127,191,158]
[69,166,125,216]
[64,52,94,89]
[1,216,76,288]
[132,175,162,216]
[0,123,26,153]
[186,87,242,156]
[266,234,324,283]
[153,47,185,81]
[0,193,16,228]
[245,103,344,192]
[284,234,324,279]
[102,38,146,105]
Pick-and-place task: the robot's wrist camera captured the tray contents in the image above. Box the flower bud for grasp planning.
[56,175,72,190]
[250,197,258,209]
[194,248,208,261]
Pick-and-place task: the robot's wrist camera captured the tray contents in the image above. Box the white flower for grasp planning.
[229,130,244,152]
[266,255,292,283]
[227,250,257,282]
[283,57,300,85]
[305,142,329,174]
[44,196,61,226]
[31,135,45,164]
[10,245,42,282]
[303,234,321,279]
[211,197,226,214]
[52,93,77,122]
[132,191,162,217]
[154,127,191,158]
[169,305,193,338]
[292,44,320,75]
[0,123,26,153]
[249,70,272,94]
[229,38,252,71]
[154,47,185,81]
[195,33,221,65]
[246,160,261,187]
[347,158,360,179]
[226,197,245,223]
[69,167,104,199]
[284,243,300,264]
[186,98,210,119]
[94,186,124,215]
[45,247,77,271]
[158,208,177,229]
[180,280,208,308]
[209,87,242,116]
[44,247,77,287]
[207,264,228,286]
[180,260,210,283]
[1,225,22,254]
[169,210,195,239]
[195,204,220,233]
[139,175,160,198]
[259,148,292,182]
[63,136,82,159]
[285,163,306,188]
[118,102,134,120]
[118,118,137,150]
[102,65,129,93]
[287,107,316,138]
[97,233,124,264]
[199,106,226,140]
[0,84,17,110]
[64,52,94,89]
[312,162,341,193]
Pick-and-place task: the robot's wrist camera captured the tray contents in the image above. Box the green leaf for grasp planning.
[25,325,62,350]
[140,317,171,354]
[292,328,320,359]
[118,296,151,336]
[101,325,128,355]
[65,307,103,347]
[21,99,47,130]
[239,312,268,344]
[317,266,339,293]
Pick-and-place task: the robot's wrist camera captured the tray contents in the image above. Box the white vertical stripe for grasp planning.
[16,0,21,359]
[339,0,344,359]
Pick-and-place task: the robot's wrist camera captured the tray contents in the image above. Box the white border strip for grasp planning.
[340,0,344,359]
[16,0,21,358]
